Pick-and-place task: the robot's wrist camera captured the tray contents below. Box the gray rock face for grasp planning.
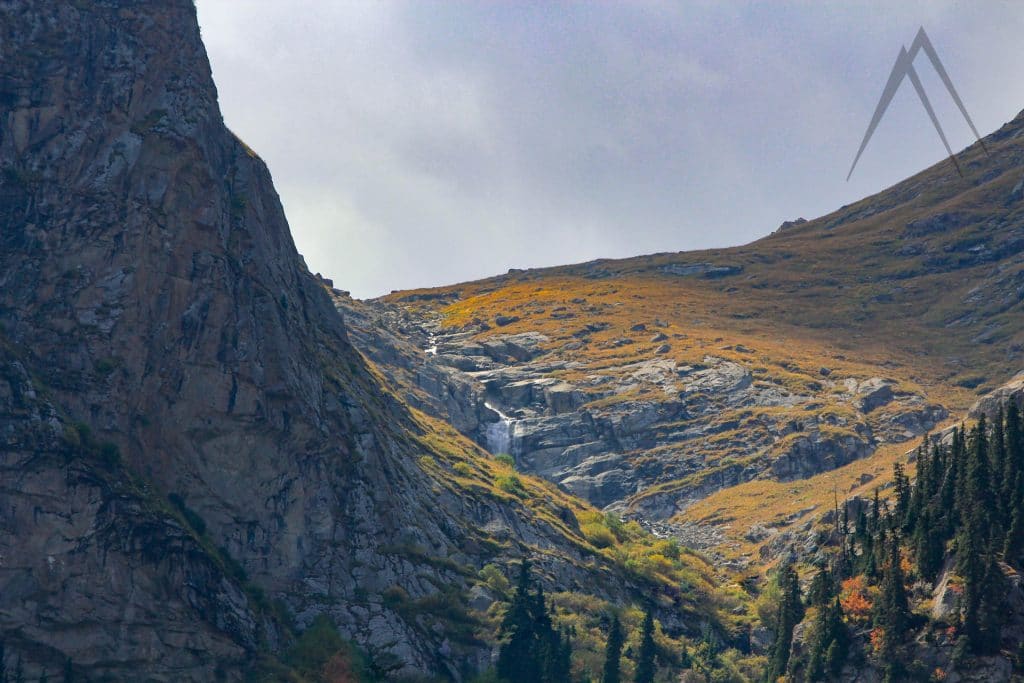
[970,371,1024,419]
[0,350,265,681]
[347,295,948,522]
[0,3,681,680]
[659,262,743,278]
[857,378,895,412]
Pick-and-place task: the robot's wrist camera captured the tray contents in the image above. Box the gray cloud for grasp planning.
[195,1,1024,298]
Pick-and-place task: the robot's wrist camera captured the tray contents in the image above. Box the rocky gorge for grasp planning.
[337,293,947,523]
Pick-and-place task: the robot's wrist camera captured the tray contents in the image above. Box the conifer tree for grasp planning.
[806,565,833,607]
[912,507,944,582]
[634,608,657,683]
[906,445,927,533]
[893,463,911,530]
[992,407,1007,530]
[874,538,909,677]
[1004,404,1024,518]
[550,629,572,683]
[498,562,543,683]
[806,597,848,681]
[962,417,991,532]
[767,564,803,682]
[1005,498,1024,565]
[601,614,623,683]
[497,561,572,682]
[977,554,1007,655]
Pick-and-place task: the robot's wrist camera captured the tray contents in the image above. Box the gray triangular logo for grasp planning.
[848,27,986,181]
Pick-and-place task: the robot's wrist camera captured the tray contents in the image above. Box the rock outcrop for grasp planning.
[339,295,946,519]
[0,3,690,679]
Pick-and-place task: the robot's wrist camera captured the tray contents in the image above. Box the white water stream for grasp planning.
[483,401,516,456]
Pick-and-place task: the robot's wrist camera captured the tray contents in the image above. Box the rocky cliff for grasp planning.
[0,3,719,679]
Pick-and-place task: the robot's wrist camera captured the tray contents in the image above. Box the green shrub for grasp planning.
[494,454,516,468]
[496,474,525,495]
[283,615,372,681]
[479,564,510,595]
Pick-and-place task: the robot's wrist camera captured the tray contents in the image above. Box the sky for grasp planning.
[195,1,1024,299]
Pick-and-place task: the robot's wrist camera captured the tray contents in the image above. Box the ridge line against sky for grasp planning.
[196,1,1024,299]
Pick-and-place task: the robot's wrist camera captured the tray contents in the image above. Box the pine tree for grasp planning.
[893,463,911,529]
[992,407,1007,532]
[1004,404,1024,520]
[962,417,991,534]
[806,566,834,607]
[939,431,961,537]
[496,561,575,682]
[601,614,623,683]
[906,445,927,533]
[498,562,543,683]
[977,553,1007,655]
[806,597,848,681]
[767,564,803,681]
[634,608,657,683]
[958,513,986,652]
[874,538,909,677]
[912,508,944,582]
[551,629,572,683]
[1005,497,1024,565]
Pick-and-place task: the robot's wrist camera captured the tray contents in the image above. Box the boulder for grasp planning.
[857,378,895,412]
[970,371,1024,419]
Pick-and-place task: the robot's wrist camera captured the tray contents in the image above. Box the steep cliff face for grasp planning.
[0,344,266,681]
[0,3,715,680]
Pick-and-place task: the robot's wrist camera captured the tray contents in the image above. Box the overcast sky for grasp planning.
[195,1,1024,299]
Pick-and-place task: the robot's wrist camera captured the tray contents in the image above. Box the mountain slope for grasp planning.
[367,109,1024,564]
[0,2,738,680]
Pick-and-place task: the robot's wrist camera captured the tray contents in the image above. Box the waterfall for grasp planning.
[484,401,515,456]
[424,333,438,356]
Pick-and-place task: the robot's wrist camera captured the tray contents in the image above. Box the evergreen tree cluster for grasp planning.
[600,607,657,683]
[765,400,1024,681]
[496,562,572,683]
[894,409,1016,656]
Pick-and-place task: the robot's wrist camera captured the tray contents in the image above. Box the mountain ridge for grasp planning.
[363,105,1024,566]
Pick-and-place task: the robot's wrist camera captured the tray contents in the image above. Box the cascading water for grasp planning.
[484,401,515,456]
[424,333,438,356]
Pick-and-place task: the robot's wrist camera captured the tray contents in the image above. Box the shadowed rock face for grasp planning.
[0,349,264,681]
[1,3,680,680]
